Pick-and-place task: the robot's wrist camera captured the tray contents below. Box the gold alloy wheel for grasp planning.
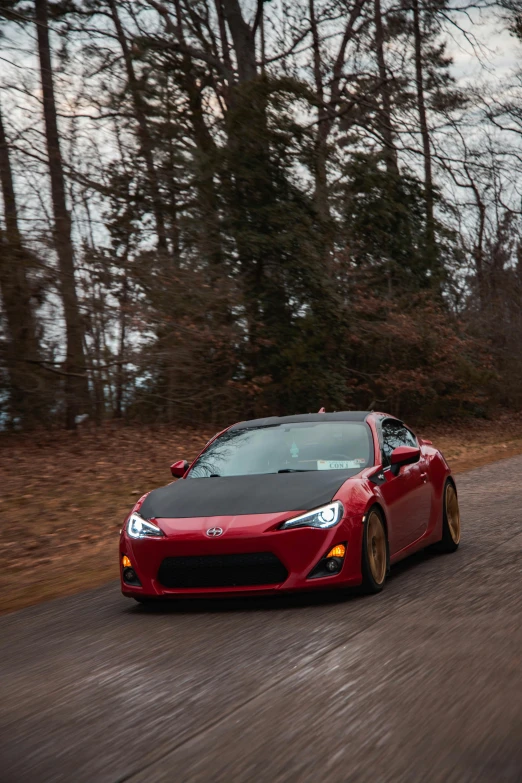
[367,511,386,585]
[445,483,461,545]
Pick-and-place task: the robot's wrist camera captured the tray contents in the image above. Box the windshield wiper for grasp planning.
[277,468,313,473]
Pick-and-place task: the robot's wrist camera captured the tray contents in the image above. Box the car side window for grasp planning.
[381,420,417,466]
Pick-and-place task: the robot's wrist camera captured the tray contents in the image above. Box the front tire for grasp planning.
[361,507,388,594]
[434,480,461,553]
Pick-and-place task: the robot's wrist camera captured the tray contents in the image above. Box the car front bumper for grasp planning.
[120,512,364,598]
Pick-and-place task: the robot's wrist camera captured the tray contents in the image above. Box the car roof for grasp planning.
[230,411,373,430]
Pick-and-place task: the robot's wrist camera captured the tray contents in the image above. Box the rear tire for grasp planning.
[433,479,461,553]
[361,507,388,594]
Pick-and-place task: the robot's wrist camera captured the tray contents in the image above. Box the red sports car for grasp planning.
[120,411,461,602]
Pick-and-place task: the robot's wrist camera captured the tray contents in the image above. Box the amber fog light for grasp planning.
[308,542,347,579]
[122,555,132,568]
[326,544,346,559]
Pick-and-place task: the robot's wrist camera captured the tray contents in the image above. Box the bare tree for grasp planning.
[0,98,46,424]
[35,0,90,428]
[373,0,398,174]
[412,0,435,255]
[107,0,170,256]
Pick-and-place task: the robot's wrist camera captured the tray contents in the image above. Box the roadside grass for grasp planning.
[2,412,522,615]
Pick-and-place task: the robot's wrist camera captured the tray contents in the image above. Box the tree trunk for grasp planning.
[215,0,234,75]
[107,0,169,255]
[114,273,128,419]
[220,0,290,381]
[374,0,398,174]
[309,0,331,222]
[466,166,487,311]
[0,103,21,248]
[310,0,365,223]
[172,0,223,270]
[0,100,46,425]
[221,0,257,83]
[35,0,90,429]
[412,0,435,256]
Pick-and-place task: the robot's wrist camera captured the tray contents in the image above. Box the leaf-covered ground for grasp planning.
[2,414,521,614]
[0,425,212,614]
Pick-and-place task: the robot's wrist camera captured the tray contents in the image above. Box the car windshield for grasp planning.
[188,421,373,478]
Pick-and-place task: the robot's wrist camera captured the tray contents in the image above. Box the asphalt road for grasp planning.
[2,455,522,783]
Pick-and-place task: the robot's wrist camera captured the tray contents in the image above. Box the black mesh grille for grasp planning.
[157,552,288,588]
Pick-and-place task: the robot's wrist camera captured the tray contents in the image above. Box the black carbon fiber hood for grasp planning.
[139,471,357,519]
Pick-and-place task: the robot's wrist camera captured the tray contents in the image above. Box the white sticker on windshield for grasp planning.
[317,460,362,470]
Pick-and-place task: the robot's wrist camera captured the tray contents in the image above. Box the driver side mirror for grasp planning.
[171,459,189,478]
[389,446,421,476]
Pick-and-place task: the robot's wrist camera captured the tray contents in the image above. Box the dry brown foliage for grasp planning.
[0,423,212,613]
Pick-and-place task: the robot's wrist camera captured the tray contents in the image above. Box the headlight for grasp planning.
[280,501,344,530]
[127,512,164,539]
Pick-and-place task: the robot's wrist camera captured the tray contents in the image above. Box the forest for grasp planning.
[1,0,522,430]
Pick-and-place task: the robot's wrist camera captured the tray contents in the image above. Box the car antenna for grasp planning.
[318,407,326,413]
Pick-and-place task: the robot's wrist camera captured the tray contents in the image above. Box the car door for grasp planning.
[378,419,432,554]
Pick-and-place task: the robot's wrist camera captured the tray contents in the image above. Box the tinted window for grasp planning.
[188,422,373,478]
[381,420,417,465]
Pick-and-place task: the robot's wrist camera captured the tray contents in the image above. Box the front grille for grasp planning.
[157,552,288,588]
